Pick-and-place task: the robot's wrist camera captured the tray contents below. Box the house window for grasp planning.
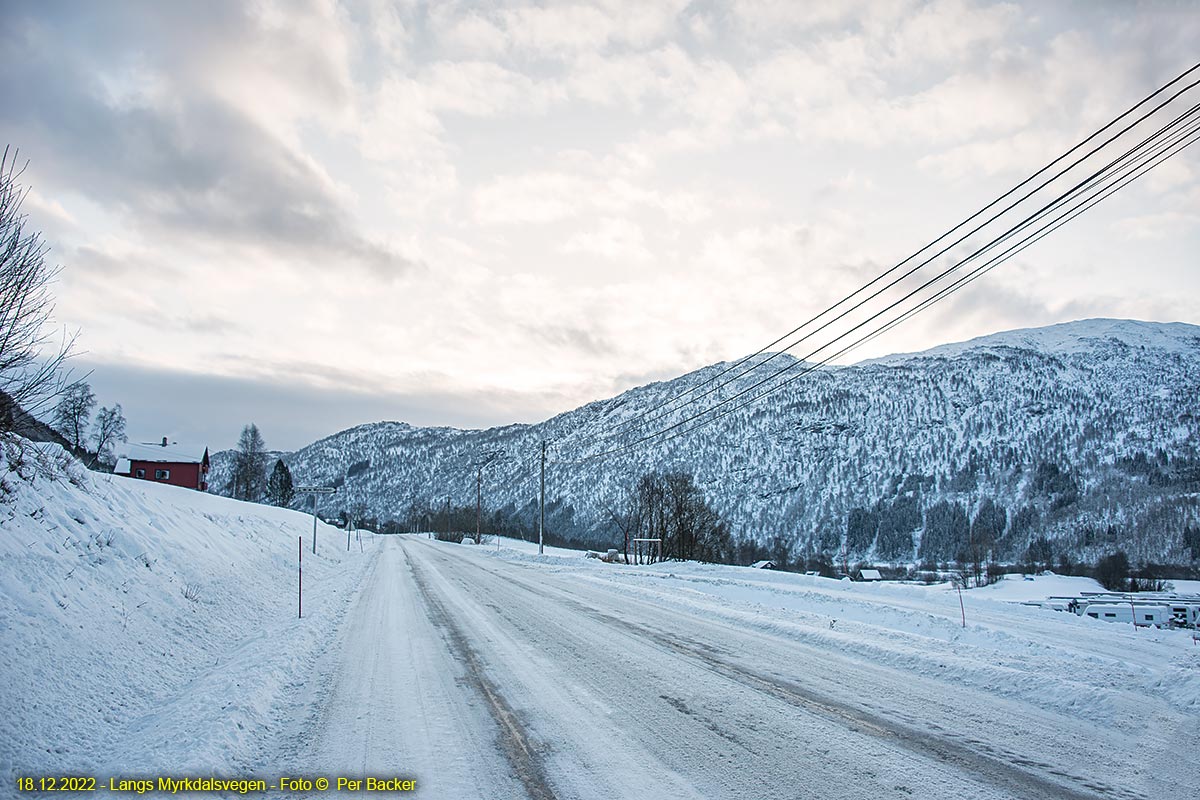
[1087,612,1097,618]
[155,469,170,480]
[135,468,145,478]
[1104,612,1116,618]
[1144,614,1153,621]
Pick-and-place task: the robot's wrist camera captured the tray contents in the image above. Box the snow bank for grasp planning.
[966,572,1107,601]
[0,436,371,781]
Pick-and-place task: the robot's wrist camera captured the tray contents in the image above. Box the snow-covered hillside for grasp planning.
[0,436,370,781]
[213,319,1200,564]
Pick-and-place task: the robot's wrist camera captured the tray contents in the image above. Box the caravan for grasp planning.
[1082,603,1171,627]
[1167,603,1200,628]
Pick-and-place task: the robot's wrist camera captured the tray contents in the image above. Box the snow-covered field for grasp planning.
[3,448,1198,799]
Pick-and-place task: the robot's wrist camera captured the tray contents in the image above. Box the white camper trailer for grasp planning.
[1083,603,1171,627]
[1167,603,1200,628]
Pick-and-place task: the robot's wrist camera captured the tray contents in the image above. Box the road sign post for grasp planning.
[296,486,337,555]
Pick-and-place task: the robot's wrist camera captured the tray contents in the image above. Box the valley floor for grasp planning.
[256,536,1198,800]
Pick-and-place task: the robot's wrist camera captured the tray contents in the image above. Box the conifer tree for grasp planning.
[266,458,295,507]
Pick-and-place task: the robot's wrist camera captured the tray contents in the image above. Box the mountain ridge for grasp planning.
[211,318,1200,565]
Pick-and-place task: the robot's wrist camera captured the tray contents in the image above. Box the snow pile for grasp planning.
[0,436,370,781]
[968,572,1107,601]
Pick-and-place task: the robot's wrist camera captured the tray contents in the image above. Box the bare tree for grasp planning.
[91,403,126,467]
[53,381,95,451]
[625,470,732,564]
[0,147,79,430]
[229,423,268,501]
[602,482,642,565]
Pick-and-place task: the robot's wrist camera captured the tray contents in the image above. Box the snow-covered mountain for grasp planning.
[212,319,1200,565]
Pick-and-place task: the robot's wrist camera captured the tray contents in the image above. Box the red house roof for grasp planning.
[115,439,211,491]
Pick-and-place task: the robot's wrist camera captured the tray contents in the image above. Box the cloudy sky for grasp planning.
[2,0,1198,450]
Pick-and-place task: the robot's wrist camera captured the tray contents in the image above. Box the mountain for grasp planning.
[211,319,1200,566]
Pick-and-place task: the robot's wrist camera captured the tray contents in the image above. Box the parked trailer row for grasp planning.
[1027,593,1200,628]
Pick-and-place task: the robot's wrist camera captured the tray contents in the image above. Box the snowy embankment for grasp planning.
[0,437,371,781]
[485,537,1200,730]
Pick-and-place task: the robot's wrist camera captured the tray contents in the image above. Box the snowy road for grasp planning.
[275,536,1194,800]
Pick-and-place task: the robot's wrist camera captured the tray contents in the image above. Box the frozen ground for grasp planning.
[3,448,1198,799]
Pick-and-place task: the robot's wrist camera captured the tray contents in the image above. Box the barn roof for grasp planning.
[859,568,883,581]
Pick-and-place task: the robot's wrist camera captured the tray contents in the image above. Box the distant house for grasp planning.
[751,560,777,570]
[115,438,210,491]
[857,568,883,581]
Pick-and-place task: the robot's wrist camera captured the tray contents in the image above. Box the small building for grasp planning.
[115,438,210,491]
[750,560,777,570]
[858,568,883,581]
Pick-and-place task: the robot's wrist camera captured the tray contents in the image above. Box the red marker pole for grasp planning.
[298,536,303,619]
[957,583,966,628]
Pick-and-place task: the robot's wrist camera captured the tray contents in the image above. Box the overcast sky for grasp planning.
[2,0,1197,451]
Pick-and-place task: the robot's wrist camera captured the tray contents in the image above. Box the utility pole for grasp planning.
[539,440,546,555]
[444,495,450,541]
[472,450,504,548]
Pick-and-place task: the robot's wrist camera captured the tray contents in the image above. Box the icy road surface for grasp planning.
[267,536,1198,800]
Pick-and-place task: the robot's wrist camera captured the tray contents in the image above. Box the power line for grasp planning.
[856,119,1200,356]
[573,118,1200,461]
[559,88,1200,464]
[592,71,1200,447]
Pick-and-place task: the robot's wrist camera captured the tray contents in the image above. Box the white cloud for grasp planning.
[917,129,1061,178]
[421,60,562,115]
[495,0,687,54]
[1117,210,1200,241]
[561,217,652,262]
[473,171,588,224]
[4,0,1198,440]
[436,11,509,57]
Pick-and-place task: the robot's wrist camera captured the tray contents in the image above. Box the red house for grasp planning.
[115,438,211,491]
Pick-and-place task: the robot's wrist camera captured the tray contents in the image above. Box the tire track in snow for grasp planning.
[446,549,1140,800]
[406,552,559,800]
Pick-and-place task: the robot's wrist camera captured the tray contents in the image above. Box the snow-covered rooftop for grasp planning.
[117,440,209,465]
